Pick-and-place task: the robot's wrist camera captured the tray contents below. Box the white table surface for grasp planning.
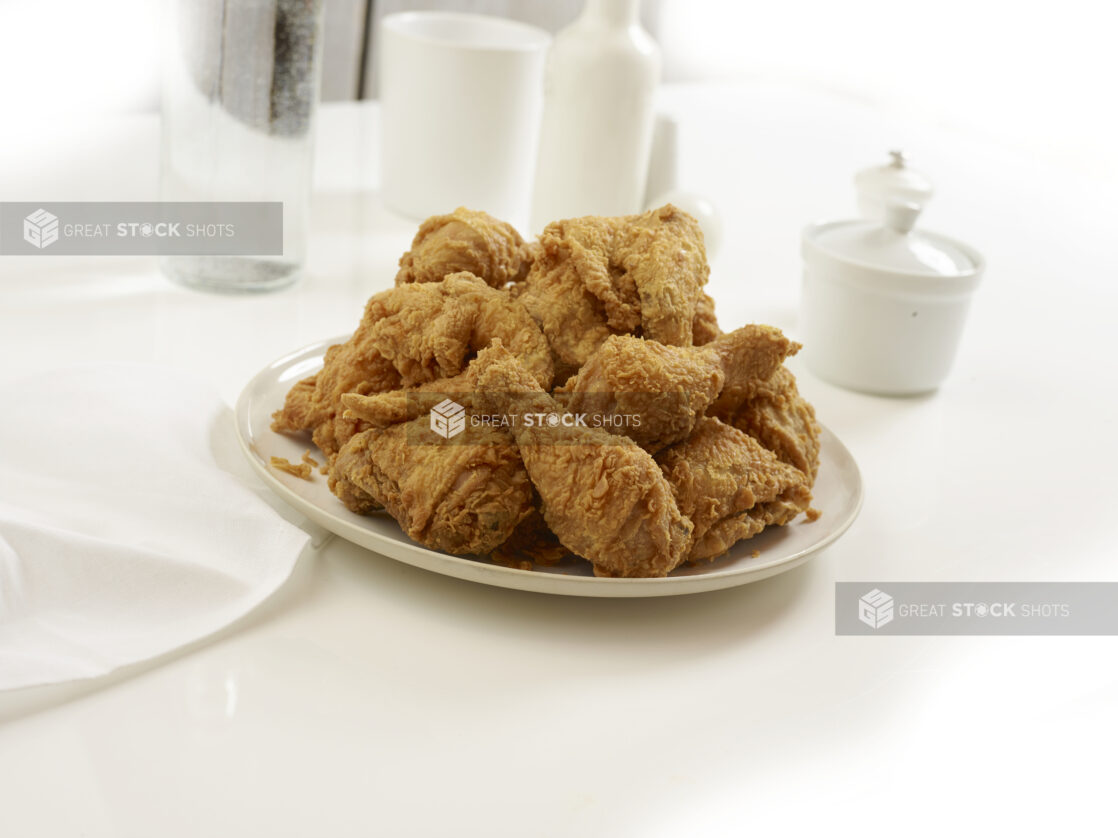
[2,83,1117,836]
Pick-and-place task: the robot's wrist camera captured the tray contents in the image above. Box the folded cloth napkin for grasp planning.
[0,364,312,691]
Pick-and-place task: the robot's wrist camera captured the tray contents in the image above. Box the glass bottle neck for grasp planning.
[581,0,641,27]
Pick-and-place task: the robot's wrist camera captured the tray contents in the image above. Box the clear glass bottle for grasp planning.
[159,0,325,293]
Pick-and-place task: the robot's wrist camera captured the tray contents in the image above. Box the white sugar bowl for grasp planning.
[800,201,984,395]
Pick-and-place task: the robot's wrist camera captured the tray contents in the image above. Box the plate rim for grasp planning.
[235,336,864,598]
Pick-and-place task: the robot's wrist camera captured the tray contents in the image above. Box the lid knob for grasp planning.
[855,151,934,220]
[883,201,922,235]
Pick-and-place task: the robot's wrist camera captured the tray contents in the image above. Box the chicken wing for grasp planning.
[395,207,532,289]
[657,417,813,562]
[473,343,693,578]
[330,418,533,555]
[517,204,710,378]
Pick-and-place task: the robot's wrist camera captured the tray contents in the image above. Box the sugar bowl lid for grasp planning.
[855,150,934,220]
[806,201,978,278]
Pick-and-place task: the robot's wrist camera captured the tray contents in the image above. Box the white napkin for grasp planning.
[0,364,313,691]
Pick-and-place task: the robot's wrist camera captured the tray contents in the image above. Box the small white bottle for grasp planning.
[530,0,661,231]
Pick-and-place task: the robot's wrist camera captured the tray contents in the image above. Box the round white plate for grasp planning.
[235,337,863,597]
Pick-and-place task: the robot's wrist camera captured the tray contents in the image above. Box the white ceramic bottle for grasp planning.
[530,0,661,232]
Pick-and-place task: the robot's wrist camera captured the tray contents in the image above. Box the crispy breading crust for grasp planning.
[657,418,813,562]
[395,207,532,289]
[517,205,710,376]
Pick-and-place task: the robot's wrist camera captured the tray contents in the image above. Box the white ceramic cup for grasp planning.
[800,222,985,395]
[379,12,550,230]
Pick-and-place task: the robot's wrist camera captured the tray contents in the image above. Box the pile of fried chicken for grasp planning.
[272,205,821,578]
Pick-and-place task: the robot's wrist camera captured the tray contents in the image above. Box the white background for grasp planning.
[1,2,1117,836]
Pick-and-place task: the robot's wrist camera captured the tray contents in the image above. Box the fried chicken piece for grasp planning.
[272,272,552,459]
[710,366,821,481]
[517,204,710,377]
[395,207,532,289]
[329,455,381,515]
[473,343,693,578]
[272,346,400,459]
[330,418,533,555]
[554,325,798,453]
[341,366,478,429]
[361,272,552,388]
[339,340,504,430]
[555,335,723,454]
[657,417,813,562]
[714,325,801,397]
